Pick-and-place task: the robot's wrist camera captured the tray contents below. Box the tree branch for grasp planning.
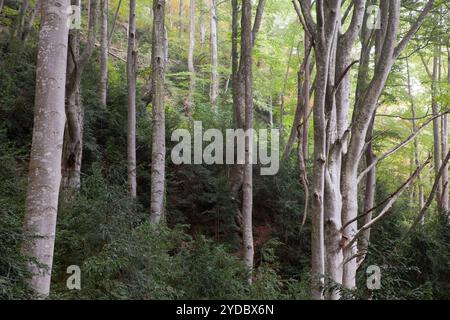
[358,109,450,184]
[345,156,432,249]
[409,149,450,231]
[393,0,436,60]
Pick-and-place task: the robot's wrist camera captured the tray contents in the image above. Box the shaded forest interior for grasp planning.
[0,0,449,300]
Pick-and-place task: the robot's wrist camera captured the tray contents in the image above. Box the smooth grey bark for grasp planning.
[229,0,266,236]
[127,0,137,198]
[342,0,401,289]
[150,0,166,223]
[342,0,435,288]
[297,0,435,297]
[209,0,218,111]
[100,0,109,106]
[0,0,4,14]
[62,0,98,192]
[22,0,70,297]
[298,0,343,300]
[241,0,254,284]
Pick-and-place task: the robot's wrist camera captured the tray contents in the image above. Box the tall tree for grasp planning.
[185,0,196,115]
[241,0,254,284]
[127,0,137,198]
[443,49,450,214]
[209,0,218,111]
[22,0,70,297]
[296,0,436,298]
[100,0,109,106]
[150,0,166,223]
[406,58,424,214]
[62,0,98,192]
[431,45,442,208]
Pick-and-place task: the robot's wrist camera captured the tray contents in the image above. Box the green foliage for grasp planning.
[0,128,32,299]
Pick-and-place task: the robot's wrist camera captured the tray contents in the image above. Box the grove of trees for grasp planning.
[0,0,449,300]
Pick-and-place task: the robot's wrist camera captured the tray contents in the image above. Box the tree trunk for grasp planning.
[443,50,450,214]
[279,45,293,149]
[432,45,442,208]
[100,0,108,106]
[0,0,4,14]
[241,0,254,284]
[185,0,196,115]
[22,0,70,297]
[127,0,137,198]
[178,0,183,43]
[150,0,166,223]
[108,0,122,46]
[21,0,39,42]
[199,0,206,48]
[62,0,98,193]
[13,0,29,38]
[407,58,425,215]
[342,0,401,289]
[209,0,218,111]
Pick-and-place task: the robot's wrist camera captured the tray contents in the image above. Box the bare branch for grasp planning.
[358,110,450,184]
[393,0,436,59]
[409,149,450,231]
[297,0,316,39]
[345,156,432,249]
[252,0,267,47]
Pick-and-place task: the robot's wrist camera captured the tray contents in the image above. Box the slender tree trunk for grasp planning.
[108,0,122,46]
[127,0,137,198]
[407,58,425,214]
[443,50,450,214]
[150,0,166,223]
[21,0,39,42]
[14,0,29,38]
[241,0,254,284]
[0,0,4,14]
[185,0,196,115]
[229,0,244,232]
[22,0,70,297]
[100,0,109,106]
[342,0,401,289]
[199,0,206,48]
[432,45,442,208]
[279,45,293,149]
[302,25,311,161]
[62,0,98,193]
[178,0,183,43]
[209,0,219,111]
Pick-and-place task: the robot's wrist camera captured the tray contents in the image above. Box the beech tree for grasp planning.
[62,0,98,192]
[22,0,70,297]
[296,0,436,298]
[150,0,166,223]
[127,0,137,198]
